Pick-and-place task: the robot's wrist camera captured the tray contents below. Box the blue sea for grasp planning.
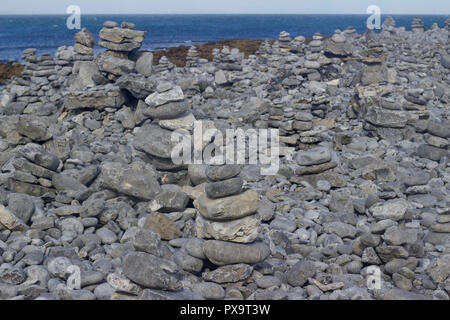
[0,14,448,62]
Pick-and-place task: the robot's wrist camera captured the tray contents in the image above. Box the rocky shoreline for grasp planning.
[0,17,449,300]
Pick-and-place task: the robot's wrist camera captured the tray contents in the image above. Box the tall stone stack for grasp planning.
[308,33,324,53]
[278,31,292,51]
[411,17,425,33]
[97,21,146,80]
[132,82,193,173]
[194,164,270,266]
[55,28,95,87]
[304,53,322,81]
[186,46,200,68]
[74,28,95,60]
[212,46,243,71]
[265,100,295,157]
[360,32,388,85]
[445,18,450,31]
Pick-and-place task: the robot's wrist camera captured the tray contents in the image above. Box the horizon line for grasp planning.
[0,12,449,16]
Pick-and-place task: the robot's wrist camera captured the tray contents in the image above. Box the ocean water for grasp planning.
[0,14,448,62]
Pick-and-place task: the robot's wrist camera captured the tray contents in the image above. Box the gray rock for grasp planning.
[205,177,243,199]
[173,249,203,273]
[132,228,162,256]
[203,240,270,265]
[122,252,180,290]
[195,214,260,244]
[286,260,317,287]
[96,227,118,244]
[133,124,180,159]
[295,147,331,166]
[184,238,206,260]
[202,264,253,284]
[100,161,161,201]
[135,52,153,77]
[205,165,241,181]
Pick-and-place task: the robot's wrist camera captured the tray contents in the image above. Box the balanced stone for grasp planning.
[205,177,243,199]
[203,240,270,265]
[196,190,258,221]
[205,164,241,181]
[195,214,260,243]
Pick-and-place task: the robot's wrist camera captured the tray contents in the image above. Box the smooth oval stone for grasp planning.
[205,165,241,182]
[196,190,258,221]
[144,100,188,120]
[203,240,270,266]
[205,177,243,199]
[103,21,118,28]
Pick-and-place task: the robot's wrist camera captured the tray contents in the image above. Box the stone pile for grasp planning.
[324,30,353,57]
[0,48,61,117]
[289,35,306,54]
[417,118,450,162]
[445,18,450,31]
[278,31,292,50]
[194,164,270,266]
[96,21,146,80]
[153,56,175,74]
[212,46,243,71]
[308,33,324,53]
[411,17,425,33]
[382,16,396,33]
[303,53,322,81]
[360,33,388,85]
[74,28,95,60]
[185,46,200,68]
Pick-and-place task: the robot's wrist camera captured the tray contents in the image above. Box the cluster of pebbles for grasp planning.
[0,17,449,300]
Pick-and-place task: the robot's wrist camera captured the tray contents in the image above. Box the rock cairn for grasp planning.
[411,17,425,33]
[133,82,191,172]
[309,33,324,53]
[417,118,450,162]
[97,21,146,80]
[186,46,200,68]
[382,16,396,33]
[360,32,388,85]
[289,35,306,54]
[213,46,243,71]
[325,30,353,57]
[74,28,95,59]
[153,56,175,74]
[278,31,292,50]
[194,164,270,266]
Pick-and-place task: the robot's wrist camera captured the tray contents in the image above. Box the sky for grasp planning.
[1,0,449,15]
